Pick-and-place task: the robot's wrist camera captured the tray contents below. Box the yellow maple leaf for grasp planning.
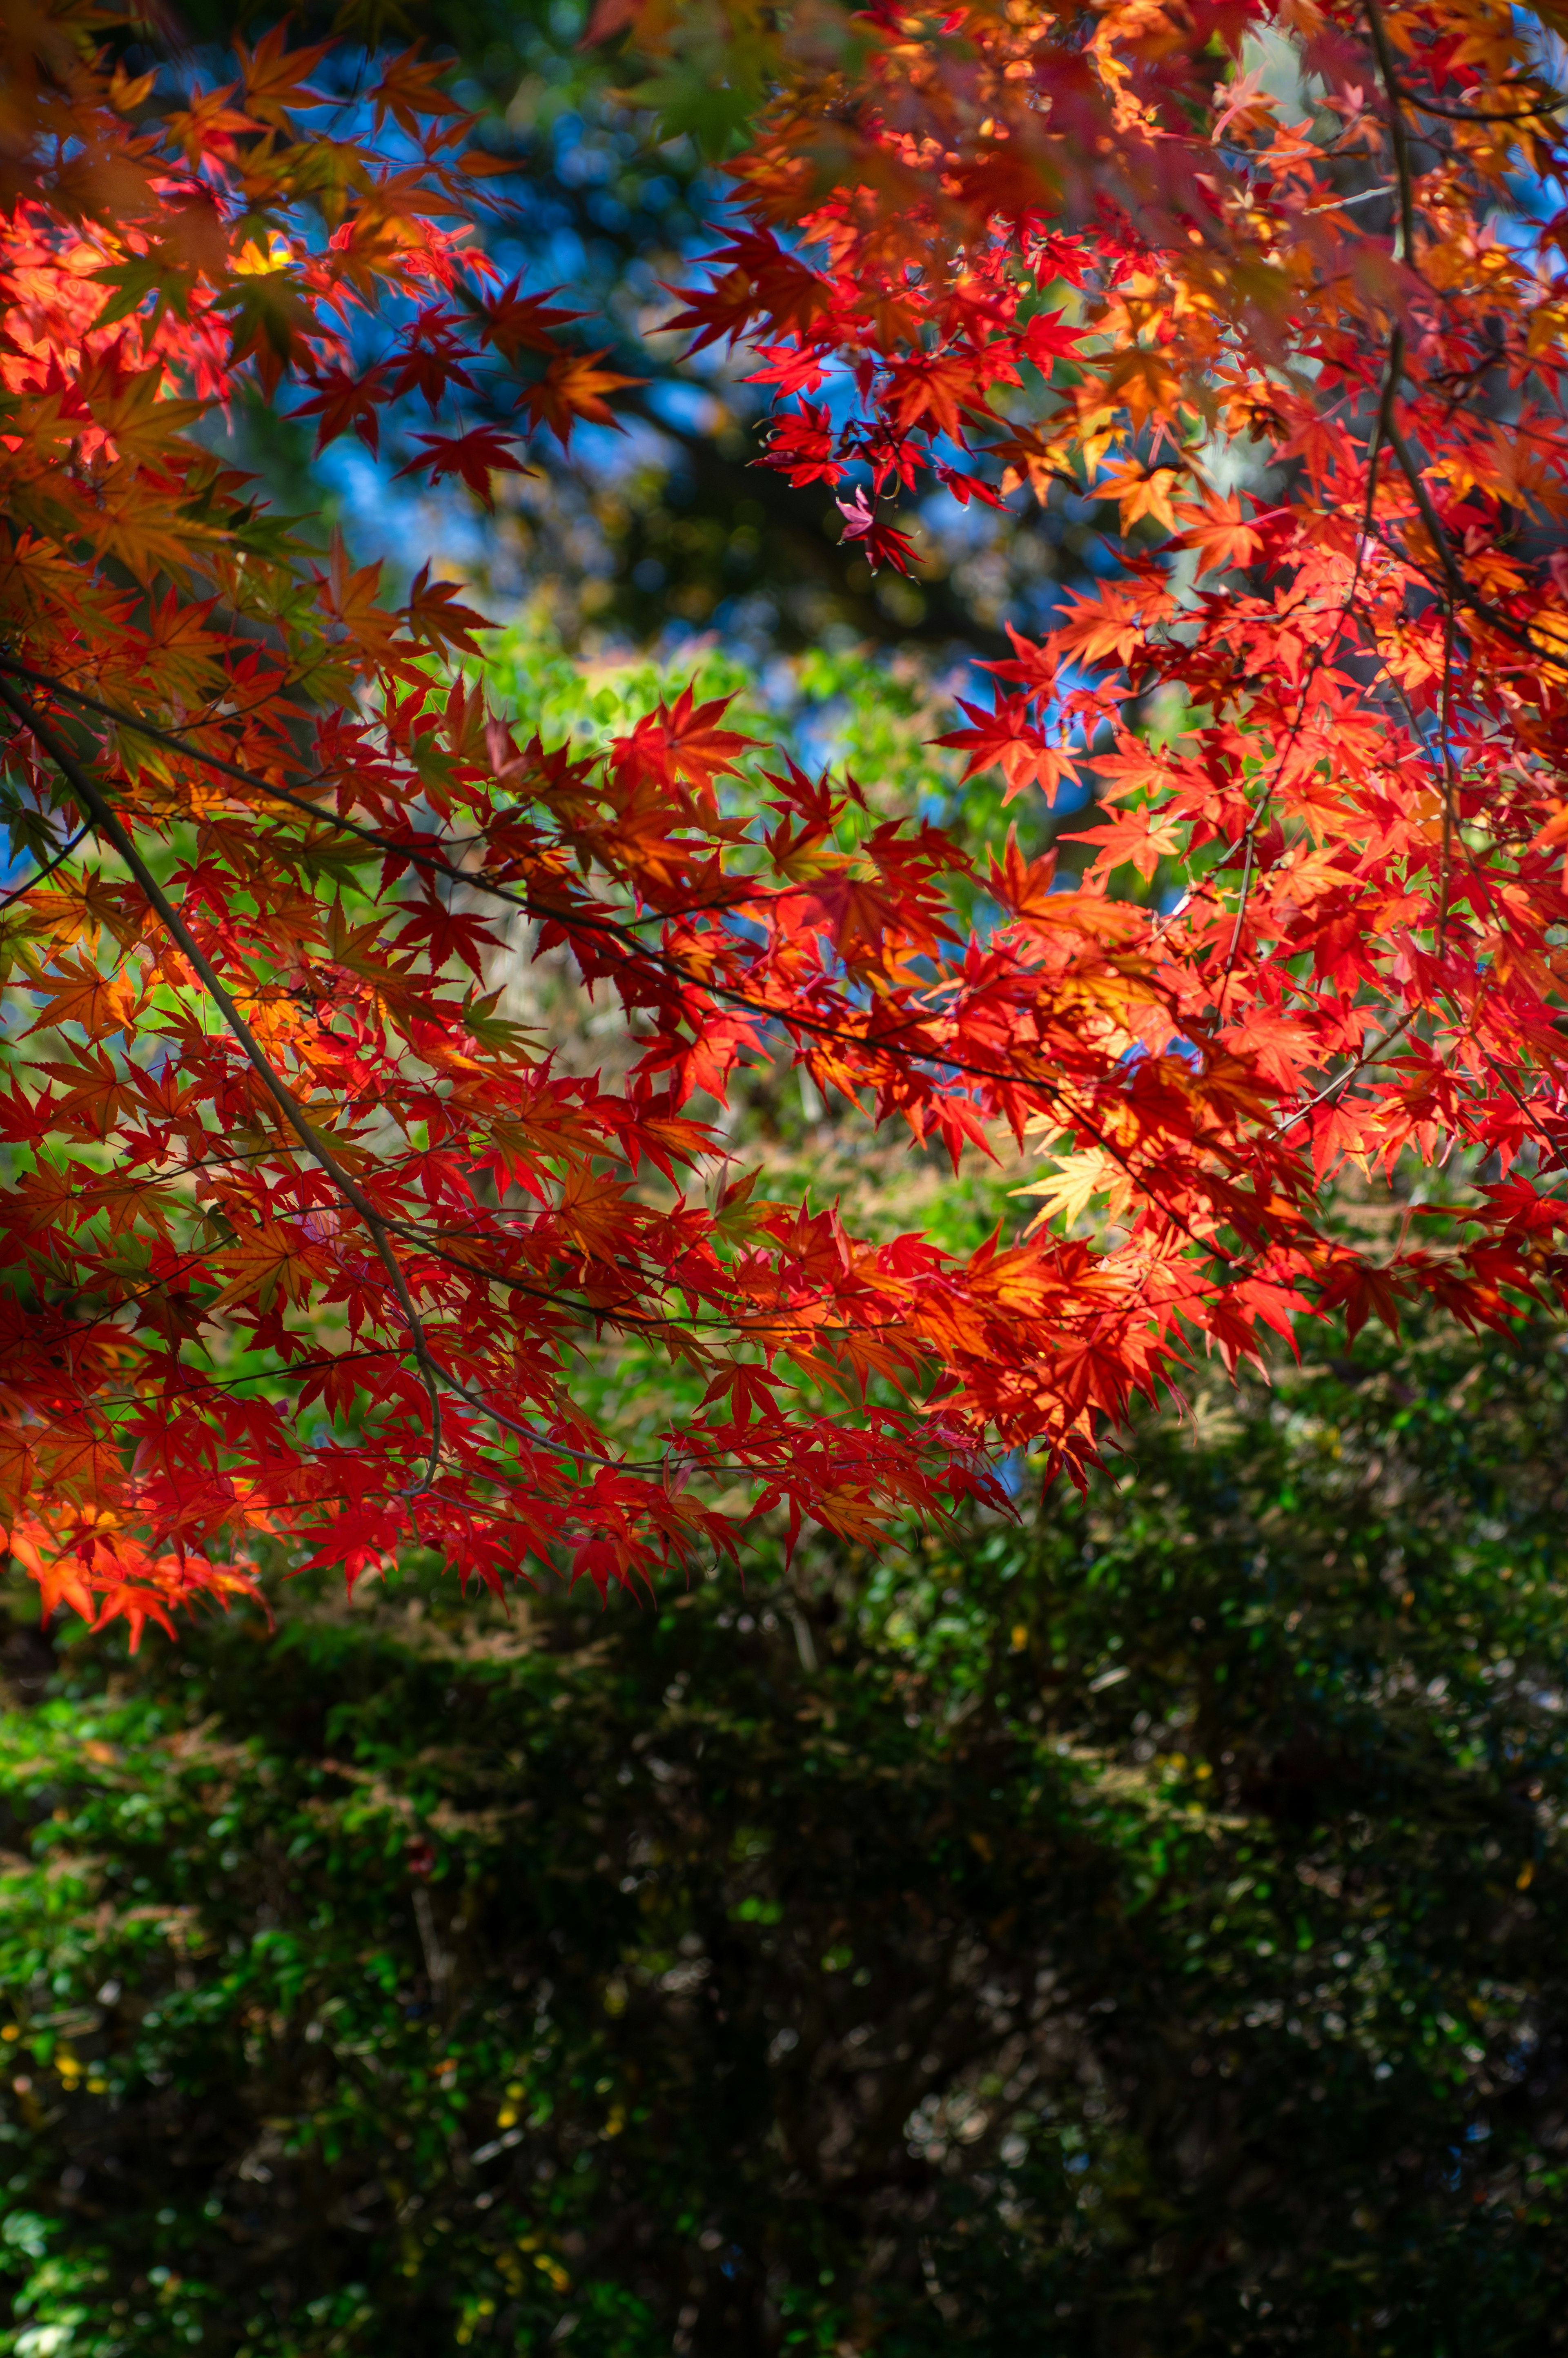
[1013,1148,1133,1230]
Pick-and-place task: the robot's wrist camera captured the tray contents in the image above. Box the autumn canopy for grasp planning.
[3,0,1568,1637]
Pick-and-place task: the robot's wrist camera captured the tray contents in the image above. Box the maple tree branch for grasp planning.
[1360,4,1543,694]
[100,1329,707,1484]
[0,685,367,1205]
[1363,0,1419,264]
[1358,624,1490,975]
[1353,340,1555,671]
[119,1344,402,1407]
[1378,519,1562,670]
[0,654,759,937]
[1449,1004,1551,1145]
[0,674,448,1496]
[367,1230,445,1498]
[0,701,967,1416]
[9,994,916,1360]
[1380,408,1469,604]
[0,655,1238,1264]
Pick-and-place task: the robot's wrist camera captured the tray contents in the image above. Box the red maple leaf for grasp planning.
[395,426,530,504]
[836,488,919,576]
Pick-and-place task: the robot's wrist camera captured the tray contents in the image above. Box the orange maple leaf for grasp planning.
[520,351,644,446]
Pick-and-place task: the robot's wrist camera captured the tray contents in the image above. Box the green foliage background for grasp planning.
[3,1309,1568,2356]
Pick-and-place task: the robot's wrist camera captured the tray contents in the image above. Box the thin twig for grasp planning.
[1394,79,1562,126]
[1273,1006,1420,1138]
[0,823,91,910]
[426,1356,666,1476]
[1302,182,1396,215]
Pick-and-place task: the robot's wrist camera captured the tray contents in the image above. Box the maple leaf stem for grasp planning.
[101,1343,402,1409]
[0,674,448,1497]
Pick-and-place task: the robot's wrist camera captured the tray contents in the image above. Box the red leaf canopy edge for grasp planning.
[3,2,1568,1635]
